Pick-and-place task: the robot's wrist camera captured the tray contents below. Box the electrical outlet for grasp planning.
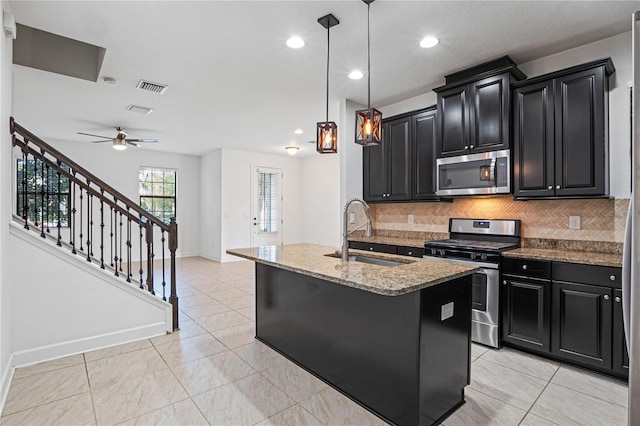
[408,214,414,224]
[569,216,581,230]
[441,302,454,321]
[349,213,355,224]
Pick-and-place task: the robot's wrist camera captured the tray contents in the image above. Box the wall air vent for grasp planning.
[126,104,154,115]
[136,79,168,94]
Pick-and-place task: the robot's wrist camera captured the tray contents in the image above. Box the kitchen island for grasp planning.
[227,244,478,426]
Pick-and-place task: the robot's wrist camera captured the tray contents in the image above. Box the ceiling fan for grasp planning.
[78,127,159,151]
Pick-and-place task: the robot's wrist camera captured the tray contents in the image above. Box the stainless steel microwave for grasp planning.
[436,149,511,196]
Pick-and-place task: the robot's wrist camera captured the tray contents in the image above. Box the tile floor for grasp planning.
[1,257,629,425]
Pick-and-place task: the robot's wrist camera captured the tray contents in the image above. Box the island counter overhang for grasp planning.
[227,244,478,426]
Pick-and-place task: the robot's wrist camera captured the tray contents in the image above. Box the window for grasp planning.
[256,170,278,233]
[16,158,70,227]
[139,167,176,224]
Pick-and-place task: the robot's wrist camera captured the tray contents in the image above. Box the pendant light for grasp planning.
[355,0,382,146]
[316,13,339,154]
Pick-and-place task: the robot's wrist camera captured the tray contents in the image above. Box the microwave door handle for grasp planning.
[492,159,498,187]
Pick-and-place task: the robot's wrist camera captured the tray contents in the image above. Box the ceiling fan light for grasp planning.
[113,139,127,150]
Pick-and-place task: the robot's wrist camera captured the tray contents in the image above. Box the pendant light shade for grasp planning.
[355,0,382,146]
[316,13,339,154]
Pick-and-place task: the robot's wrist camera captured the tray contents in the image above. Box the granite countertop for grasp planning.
[226,243,478,296]
[503,248,622,268]
[347,235,427,248]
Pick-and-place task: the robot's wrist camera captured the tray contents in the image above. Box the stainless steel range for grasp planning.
[424,218,521,348]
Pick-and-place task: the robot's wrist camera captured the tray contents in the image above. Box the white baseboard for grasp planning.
[199,252,222,263]
[12,322,167,369]
[0,354,15,416]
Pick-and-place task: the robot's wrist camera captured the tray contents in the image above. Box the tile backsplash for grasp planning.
[370,196,629,243]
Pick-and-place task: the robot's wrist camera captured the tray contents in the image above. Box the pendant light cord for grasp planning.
[326,22,330,123]
[367,1,371,110]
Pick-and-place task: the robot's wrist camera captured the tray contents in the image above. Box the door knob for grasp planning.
[604,295,610,301]
[610,275,616,281]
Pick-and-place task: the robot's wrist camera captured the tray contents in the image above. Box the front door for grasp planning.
[250,166,283,247]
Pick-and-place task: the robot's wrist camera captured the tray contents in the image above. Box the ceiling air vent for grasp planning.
[136,79,168,94]
[127,104,154,115]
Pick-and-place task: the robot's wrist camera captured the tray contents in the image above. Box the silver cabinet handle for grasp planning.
[604,295,610,301]
[522,264,528,270]
[547,186,553,190]
[615,296,622,303]
[610,275,616,281]
[408,251,413,255]
[556,185,561,189]
[503,280,507,285]
[464,146,469,150]
[369,247,374,251]
[470,145,474,149]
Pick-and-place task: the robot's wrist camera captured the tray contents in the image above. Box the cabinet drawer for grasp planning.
[502,257,551,279]
[397,246,424,258]
[552,262,621,289]
[349,241,398,254]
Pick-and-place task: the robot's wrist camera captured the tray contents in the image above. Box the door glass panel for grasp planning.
[439,159,495,190]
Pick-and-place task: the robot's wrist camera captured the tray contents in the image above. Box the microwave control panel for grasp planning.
[496,157,508,187]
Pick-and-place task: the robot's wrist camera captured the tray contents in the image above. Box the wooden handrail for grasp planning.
[10,117,170,231]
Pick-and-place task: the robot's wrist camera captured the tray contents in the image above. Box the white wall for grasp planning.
[518,31,632,199]
[0,0,13,406]
[39,139,201,258]
[300,154,341,246]
[340,99,365,208]
[218,148,302,262]
[8,224,170,367]
[199,149,222,260]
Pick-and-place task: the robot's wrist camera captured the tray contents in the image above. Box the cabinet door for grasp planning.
[513,80,555,197]
[502,276,551,352]
[363,125,388,202]
[612,289,629,378]
[412,109,437,200]
[436,85,469,157]
[554,67,606,196]
[387,117,412,201]
[469,73,510,152]
[551,282,612,369]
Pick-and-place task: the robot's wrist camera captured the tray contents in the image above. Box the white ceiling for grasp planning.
[8,1,639,158]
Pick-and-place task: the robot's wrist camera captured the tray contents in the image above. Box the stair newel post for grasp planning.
[145,219,154,295]
[139,219,144,289]
[71,170,77,254]
[169,217,179,331]
[161,229,166,301]
[126,206,132,283]
[20,140,29,230]
[56,160,62,247]
[99,188,105,269]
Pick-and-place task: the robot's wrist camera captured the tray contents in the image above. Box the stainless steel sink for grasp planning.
[325,253,406,267]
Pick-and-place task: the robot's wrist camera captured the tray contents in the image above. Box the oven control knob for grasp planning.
[470,253,477,260]
[438,249,446,256]
[480,254,488,261]
[430,248,437,255]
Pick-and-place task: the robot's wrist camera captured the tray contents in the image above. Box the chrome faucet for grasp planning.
[342,198,372,263]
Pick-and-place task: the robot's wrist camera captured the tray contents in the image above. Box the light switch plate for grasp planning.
[408,214,414,224]
[349,213,355,224]
[441,302,454,321]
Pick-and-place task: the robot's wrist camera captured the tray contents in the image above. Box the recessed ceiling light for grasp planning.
[420,36,439,48]
[348,70,364,80]
[294,129,304,135]
[286,36,305,49]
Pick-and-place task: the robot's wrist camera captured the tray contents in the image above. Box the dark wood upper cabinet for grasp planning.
[434,57,525,158]
[412,108,438,200]
[363,107,438,203]
[513,58,614,199]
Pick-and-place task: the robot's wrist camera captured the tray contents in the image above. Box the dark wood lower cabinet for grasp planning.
[612,289,630,377]
[551,281,612,370]
[348,241,397,254]
[502,276,551,352]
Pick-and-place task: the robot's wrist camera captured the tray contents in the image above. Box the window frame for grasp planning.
[139,166,177,225]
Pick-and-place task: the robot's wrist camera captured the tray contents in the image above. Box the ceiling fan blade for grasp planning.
[78,132,112,139]
[127,141,140,148]
[90,140,113,143]
[126,138,159,143]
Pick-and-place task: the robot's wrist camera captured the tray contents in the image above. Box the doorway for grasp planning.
[250,166,283,247]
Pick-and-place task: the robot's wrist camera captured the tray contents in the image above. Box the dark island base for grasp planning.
[255,263,472,426]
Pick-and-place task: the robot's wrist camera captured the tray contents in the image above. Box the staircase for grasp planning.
[9,117,179,332]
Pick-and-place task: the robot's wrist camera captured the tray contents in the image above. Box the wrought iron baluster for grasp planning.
[119,211,123,273]
[169,218,179,331]
[99,188,105,269]
[161,229,166,301]
[40,152,45,237]
[139,219,144,289]
[45,163,51,234]
[21,144,29,229]
[110,201,114,268]
[126,207,132,283]
[79,185,84,251]
[145,220,154,295]
[86,180,92,262]
[71,171,77,254]
[56,161,62,246]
